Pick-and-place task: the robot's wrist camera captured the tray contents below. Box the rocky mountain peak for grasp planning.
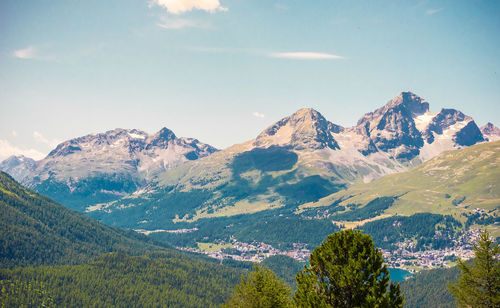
[289,107,321,121]
[154,127,177,140]
[423,108,469,143]
[254,108,343,150]
[480,122,500,141]
[0,155,35,168]
[146,127,177,149]
[46,128,148,158]
[354,92,429,160]
[384,91,430,116]
[481,122,500,135]
[0,155,36,184]
[357,92,429,127]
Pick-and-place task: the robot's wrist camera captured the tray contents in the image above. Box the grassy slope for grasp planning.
[300,141,500,233]
[94,144,348,227]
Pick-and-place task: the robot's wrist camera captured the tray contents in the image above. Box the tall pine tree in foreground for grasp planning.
[294,229,404,308]
[224,265,293,308]
[449,229,500,308]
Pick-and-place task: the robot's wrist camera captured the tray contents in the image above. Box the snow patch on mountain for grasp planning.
[414,111,437,131]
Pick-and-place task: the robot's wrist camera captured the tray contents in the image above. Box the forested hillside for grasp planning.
[0,171,169,267]
[0,252,244,307]
[400,263,460,307]
[0,171,254,307]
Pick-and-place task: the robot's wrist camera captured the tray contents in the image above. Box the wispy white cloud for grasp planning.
[157,17,212,29]
[12,45,57,61]
[187,47,346,61]
[0,139,45,161]
[13,46,38,59]
[269,52,344,60]
[252,112,265,118]
[151,0,227,15]
[426,8,444,15]
[33,131,60,148]
[11,131,18,137]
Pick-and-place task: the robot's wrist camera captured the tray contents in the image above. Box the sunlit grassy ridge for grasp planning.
[301,141,500,233]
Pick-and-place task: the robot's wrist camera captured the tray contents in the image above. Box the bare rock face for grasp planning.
[355,92,428,160]
[254,108,343,150]
[453,121,484,146]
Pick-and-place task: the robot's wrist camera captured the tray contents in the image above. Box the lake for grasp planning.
[389,268,413,281]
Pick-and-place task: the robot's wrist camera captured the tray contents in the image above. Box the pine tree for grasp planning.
[224,265,293,308]
[294,229,404,307]
[449,229,500,308]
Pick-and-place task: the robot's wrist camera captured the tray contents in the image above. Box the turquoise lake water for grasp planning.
[300,263,412,282]
[388,268,413,281]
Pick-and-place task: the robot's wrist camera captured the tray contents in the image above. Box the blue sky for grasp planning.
[1,0,499,159]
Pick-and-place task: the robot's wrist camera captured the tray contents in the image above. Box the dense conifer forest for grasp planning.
[0,252,244,307]
[0,171,168,268]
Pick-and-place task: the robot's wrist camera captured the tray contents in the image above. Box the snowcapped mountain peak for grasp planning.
[351,92,487,161]
[254,108,343,150]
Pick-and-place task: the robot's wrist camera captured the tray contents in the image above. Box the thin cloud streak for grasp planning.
[426,8,444,15]
[252,112,265,118]
[269,52,344,60]
[186,47,346,61]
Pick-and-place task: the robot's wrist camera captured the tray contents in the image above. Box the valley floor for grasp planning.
[142,227,483,273]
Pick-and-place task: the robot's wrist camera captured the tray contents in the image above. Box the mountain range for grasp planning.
[1,128,217,209]
[1,91,499,235]
[83,92,497,227]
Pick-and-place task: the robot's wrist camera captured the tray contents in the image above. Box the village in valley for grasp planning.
[172,228,484,273]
